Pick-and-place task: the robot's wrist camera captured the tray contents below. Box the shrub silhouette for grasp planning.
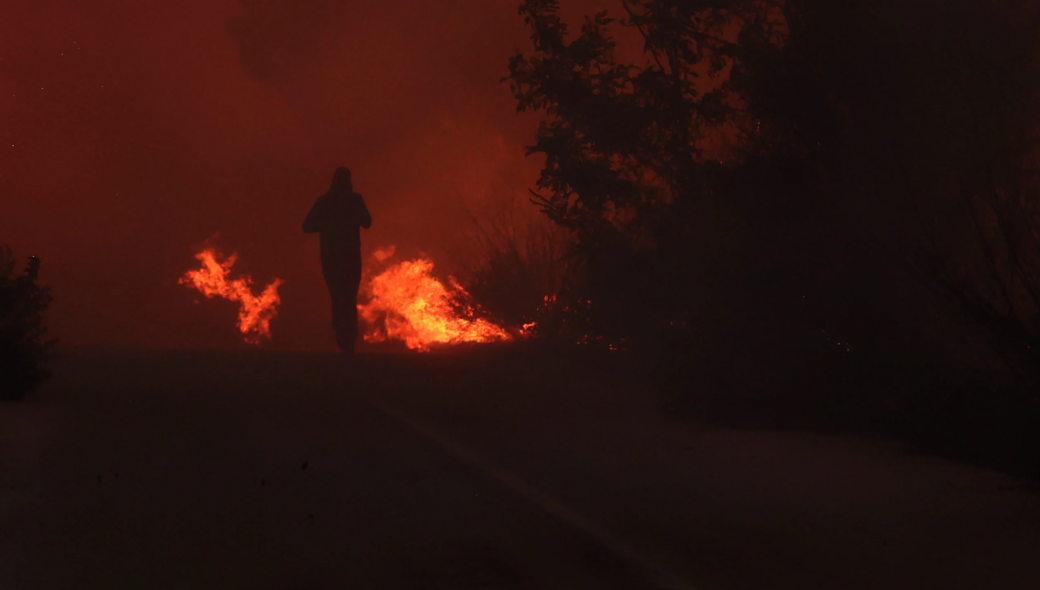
[452,208,569,333]
[0,245,54,400]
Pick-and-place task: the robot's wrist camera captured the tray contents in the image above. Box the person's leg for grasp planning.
[347,267,362,343]
[325,259,363,355]
[328,283,354,354]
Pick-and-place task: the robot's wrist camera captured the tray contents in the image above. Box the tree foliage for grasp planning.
[504,0,1040,477]
[507,0,1040,364]
[506,0,832,343]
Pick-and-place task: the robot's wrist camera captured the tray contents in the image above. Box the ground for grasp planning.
[1,348,1038,589]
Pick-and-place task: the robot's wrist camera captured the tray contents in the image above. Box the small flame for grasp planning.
[180,248,283,345]
[372,245,396,263]
[358,250,510,352]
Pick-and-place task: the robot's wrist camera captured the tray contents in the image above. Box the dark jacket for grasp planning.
[303,190,372,279]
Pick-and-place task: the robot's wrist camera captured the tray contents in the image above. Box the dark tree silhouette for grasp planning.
[889,2,1040,385]
[506,0,834,347]
[0,245,54,400]
[507,0,1040,359]
[506,0,1040,477]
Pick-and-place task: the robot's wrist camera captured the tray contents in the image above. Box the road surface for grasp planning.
[1,349,1037,589]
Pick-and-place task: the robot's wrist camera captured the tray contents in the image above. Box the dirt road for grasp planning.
[1,349,1036,589]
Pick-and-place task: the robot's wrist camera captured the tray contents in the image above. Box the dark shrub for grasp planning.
[453,208,571,332]
[0,245,54,400]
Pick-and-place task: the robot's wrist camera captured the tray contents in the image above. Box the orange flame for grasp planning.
[358,249,510,352]
[180,248,283,345]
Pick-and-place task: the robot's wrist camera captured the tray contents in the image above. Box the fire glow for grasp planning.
[180,248,283,345]
[358,247,511,352]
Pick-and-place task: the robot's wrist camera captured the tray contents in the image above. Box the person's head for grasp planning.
[330,166,353,193]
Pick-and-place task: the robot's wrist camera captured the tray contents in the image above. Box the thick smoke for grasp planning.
[1,0,619,349]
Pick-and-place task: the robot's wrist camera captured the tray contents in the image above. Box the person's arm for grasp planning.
[302,194,327,233]
[357,194,372,229]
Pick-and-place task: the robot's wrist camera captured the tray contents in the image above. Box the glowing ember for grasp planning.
[358,250,510,352]
[180,248,283,345]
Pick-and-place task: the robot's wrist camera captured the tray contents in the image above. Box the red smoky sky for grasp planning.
[1,0,617,351]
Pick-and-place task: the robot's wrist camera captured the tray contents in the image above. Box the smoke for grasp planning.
[0,0,624,350]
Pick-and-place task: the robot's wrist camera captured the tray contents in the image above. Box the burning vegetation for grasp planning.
[178,242,614,354]
[179,245,512,352]
[180,248,283,345]
[358,247,512,351]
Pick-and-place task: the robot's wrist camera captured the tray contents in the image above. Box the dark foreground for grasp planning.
[1,349,1038,589]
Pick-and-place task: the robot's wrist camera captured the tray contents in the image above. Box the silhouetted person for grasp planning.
[303,167,372,354]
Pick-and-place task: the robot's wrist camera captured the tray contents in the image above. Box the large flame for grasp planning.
[180,248,283,345]
[358,247,510,351]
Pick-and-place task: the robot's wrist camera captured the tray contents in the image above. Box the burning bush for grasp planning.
[0,245,54,400]
[180,248,283,345]
[358,246,512,351]
[449,207,575,336]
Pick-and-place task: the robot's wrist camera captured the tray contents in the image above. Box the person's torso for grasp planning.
[318,193,363,265]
